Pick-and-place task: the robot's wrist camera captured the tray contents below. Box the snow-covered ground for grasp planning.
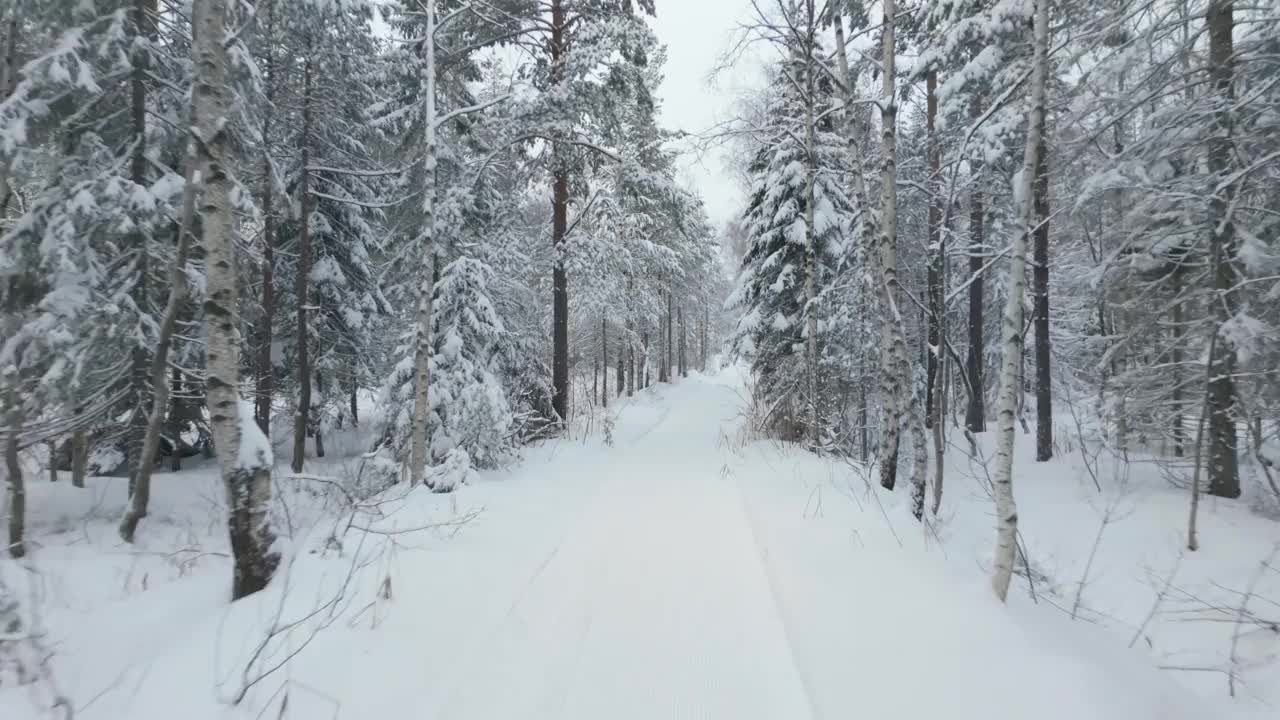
[2,368,1276,718]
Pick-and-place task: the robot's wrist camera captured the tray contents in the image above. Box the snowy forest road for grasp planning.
[430,376,818,719]
[13,372,1222,720]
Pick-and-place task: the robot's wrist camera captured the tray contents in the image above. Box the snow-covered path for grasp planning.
[8,371,1247,720]
[432,378,815,719]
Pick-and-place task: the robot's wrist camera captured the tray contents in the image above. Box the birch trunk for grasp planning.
[832,10,887,476]
[0,3,19,216]
[409,0,439,486]
[192,0,278,599]
[875,0,910,491]
[991,0,1048,602]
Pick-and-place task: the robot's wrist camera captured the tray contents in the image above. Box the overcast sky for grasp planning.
[648,0,764,229]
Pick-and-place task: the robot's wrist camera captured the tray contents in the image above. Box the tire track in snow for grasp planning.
[725,451,823,720]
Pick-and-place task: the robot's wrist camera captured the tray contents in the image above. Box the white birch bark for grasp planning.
[193,0,278,599]
[875,0,911,491]
[409,0,438,487]
[991,0,1049,602]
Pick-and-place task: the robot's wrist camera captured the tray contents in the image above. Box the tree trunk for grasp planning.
[666,287,674,382]
[859,382,869,463]
[803,41,819,445]
[549,0,570,423]
[5,389,23,558]
[642,331,650,388]
[350,379,359,427]
[926,67,946,514]
[71,416,87,489]
[291,43,314,474]
[410,0,440,486]
[313,369,324,457]
[601,318,608,408]
[679,306,688,379]
[193,0,278,599]
[118,121,200,543]
[991,0,1047,603]
[0,3,20,216]
[702,307,709,372]
[627,318,635,396]
[616,341,624,398]
[875,0,908,491]
[254,0,277,435]
[1033,109,1052,462]
[168,368,182,472]
[125,0,157,498]
[1205,0,1240,499]
[1172,294,1184,456]
[965,99,987,434]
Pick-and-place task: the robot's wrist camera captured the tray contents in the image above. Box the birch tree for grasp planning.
[193,0,279,599]
[991,0,1048,602]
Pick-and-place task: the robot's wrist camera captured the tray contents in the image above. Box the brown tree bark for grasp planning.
[125,0,158,496]
[601,317,608,408]
[5,389,23,558]
[292,44,314,473]
[666,286,673,382]
[1033,109,1053,462]
[1205,0,1240,499]
[965,98,987,434]
[254,0,277,435]
[549,0,570,423]
[926,69,942,429]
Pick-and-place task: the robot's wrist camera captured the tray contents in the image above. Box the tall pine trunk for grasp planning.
[601,318,608,408]
[410,0,439,486]
[1205,0,1240,499]
[125,0,157,497]
[194,0,278,599]
[965,98,987,433]
[291,43,314,474]
[991,0,1047,602]
[254,0,277,435]
[549,0,570,422]
[1033,109,1052,462]
[926,67,946,514]
[666,286,674,382]
[5,387,23,558]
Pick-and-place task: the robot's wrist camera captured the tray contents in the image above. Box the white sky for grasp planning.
[648,0,765,229]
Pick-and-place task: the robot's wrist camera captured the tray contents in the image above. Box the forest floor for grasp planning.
[2,368,1277,719]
